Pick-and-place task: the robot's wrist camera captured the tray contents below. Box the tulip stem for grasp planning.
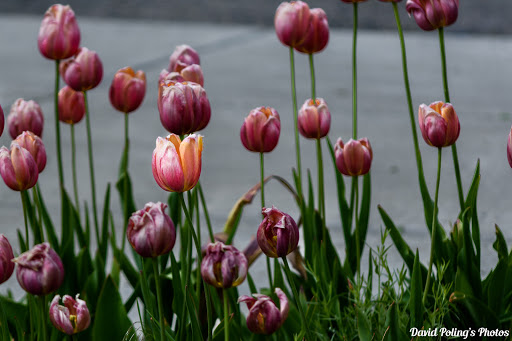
[21,191,29,250]
[32,186,45,243]
[152,258,165,341]
[423,147,442,305]
[354,177,360,276]
[352,2,359,139]
[70,124,81,221]
[289,47,303,200]
[198,182,215,243]
[308,54,316,101]
[316,140,326,243]
[54,60,64,189]
[121,113,130,253]
[260,152,274,290]
[38,295,48,341]
[223,289,229,341]
[179,193,202,264]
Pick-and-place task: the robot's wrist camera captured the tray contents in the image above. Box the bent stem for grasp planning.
[289,47,303,200]
[261,152,274,290]
[423,148,442,304]
[21,191,29,250]
[54,60,64,189]
[223,289,229,341]
[152,258,165,341]
[70,124,80,220]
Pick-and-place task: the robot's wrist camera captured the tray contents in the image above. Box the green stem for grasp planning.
[38,295,48,341]
[198,182,215,243]
[352,2,359,139]
[21,191,29,250]
[121,114,129,253]
[289,47,303,200]
[316,140,326,242]
[308,54,316,101]
[204,284,213,341]
[152,258,165,341]
[70,124,80,221]
[423,148,442,304]
[194,189,202,298]
[72,335,78,341]
[33,185,44,243]
[54,60,64,189]
[179,193,202,264]
[223,289,229,341]
[354,177,360,276]
[260,152,274,290]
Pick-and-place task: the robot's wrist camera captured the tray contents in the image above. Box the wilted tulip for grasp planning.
[334,138,373,176]
[507,127,512,169]
[240,107,281,153]
[60,47,103,92]
[0,105,4,137]
[14,242,64,296]
[50,294,91,335]
[38,4,80,60]
[158,80,211,134]
[58,86,85,124]
[201,242,248,289]
[257,206,299,258]
[152,134,203,192]
[298,98,330,139]
[238,288,289,335]
[7,99,44,139]
[0,143,39,191]
[168,44,200,72]
[109,67,146,113]
[406,0,458,31]
[274,1,311,48]
[127,202,176,258]
[418,101,460,148]
[0,235,15,285]
[294,8,329,54]
[13,131,47,173]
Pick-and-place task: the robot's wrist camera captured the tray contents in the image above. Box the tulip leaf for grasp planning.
[36,186,59,251]
[486,258,507,316]
[409,250,424,329]
[17,230,26,253]
[357,172,371,267]
[0,296,27,338]
[99,183,111,263]
[22,190,43,244]
[383,302,408,341]
[356,307,372,341]
[493,224,508,260]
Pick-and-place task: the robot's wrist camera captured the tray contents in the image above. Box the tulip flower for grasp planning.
[201,242,248,289]
[38,4,80,60]
[152,134,203,192]
[294,8,329,54]
[406,0,458,31]
[109,67,146,113]
[297,98,330,139]
[240,107,281,153]
[158,80,211,134]
[0,143,39,191]
[418,101,460,148]
[58,86,85,124]
[507,127,512,169]
[127,202,176,258]
[13,131,47,173]
[257,206,299,258]
[14,242,64,296]
[238,288,289,335]
[159,65,204,87]
[0,105,4,138]
[7,99,44,139]
[168,44,201,72]
[50,294,91,335]
[334,138,373,176]
[274,1,311,48]
[0,234,15,285]
[60,47,103,92]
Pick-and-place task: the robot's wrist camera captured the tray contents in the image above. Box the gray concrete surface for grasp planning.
[0,14,511,315]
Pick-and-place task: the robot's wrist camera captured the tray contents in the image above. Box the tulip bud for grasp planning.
[58,86,85,124]
[0,143,39,191]
[507,126,512,169]
[14,242,64,296]
[0,105,4,138]
[152,134,203,192]
[201,242,248,289]
[257,206,299,258]
[13,131,47,173]
[418,101,460,148]
[127,202,176,258]
[160,66,204,87]
[406,0,458,31]
[7,99,44,139]
[238,288,289,335]
[334,138,373,176]
[240,107,281,153]
[38,4,80,60]
[109,67,146,114]
[168,45,200,72]
[60,47,103,92]
[50,294,91,335]
[0,235,15,285]
[298,98,330,139]
[158,80,211,134]
[274,1,311,48]
[294,8,329,54]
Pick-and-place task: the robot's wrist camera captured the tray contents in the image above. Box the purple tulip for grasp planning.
[240,107,281,153]
[58,86,85,124]
[294,8,329,54]
[335,138,373,176]
[0,235,15,285]
[38,4,80,60]
[50,294,91,335]
[406,0,459,31]
[109,67,146,114]
[168,45,200,72]
[257,206,299,258]
[238,288,289,335]
[298,98,331,139]
[7,99,44,139]
[60,47,103,92]
[201,242,248,289]
[13,131,47,173]
[0,143,39,191]
[0,105,4,138]
[274,1,311,48]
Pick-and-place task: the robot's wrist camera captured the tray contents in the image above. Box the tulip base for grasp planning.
[152,258,165,341]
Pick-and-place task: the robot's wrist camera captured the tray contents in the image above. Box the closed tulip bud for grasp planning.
[13,131,47,173]
[38,4,80,60]
[334,138,373,176]
[8,99,44,139]
[240,107,281,153]
[50,294,90,335]
[109,67,146,114]
[127,202,176,258]
[238,288,289,335]
[257,206,299,258]
[0,143,39,191]
[294,8,329,54]
[298,98,330,139]
[201,242,248,289]
[14,242,64,296]
[406,0,458,31]
[152,134,203,192]
[0,105,4,137]
[58,86,85,124]
[274,1,311,48]
[168,45,200,72]
[418,101,460,148]
[507,127,512,168]
[0,235,15,285]
[60,47,103,91]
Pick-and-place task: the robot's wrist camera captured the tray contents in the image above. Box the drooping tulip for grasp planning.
[49,294,91,335]
[13,131,47,173]
[507,127,512,169]
[406,0,458,31]
[168,45,200,72]
[0,143,39,191]
[37,4,80,60]
[294,8,329,54]
[257,206,299,258]
[0,235,15,285]
[334,138,373,176]
[152,134,203,192]
[58,86,85,124]
[238,288,289,335]
[7,99,44,139]
[109,67,146,113]
[240,107,281,153]
[274,1,311,48]
[418,101,460,148]
[297,98,330,139]
[0,105,4,137]
[60,47,103,92]
[201,242,248,289]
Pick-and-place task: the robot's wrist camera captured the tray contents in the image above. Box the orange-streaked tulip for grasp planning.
[109,67,146,113]
[406,0,458,31]
[0,235,15,285]
[0,143,39,191]
[418,101,459,148]
[238,288,289,335]
[168,45,200,72]
[274,1,311,48]
[201,242,248,289]
[38,4,80,60]
[13,131,47,173]
[298,98,330,139]
[159,64,204,87]
[152,134,203,192]
[50,294,91,335]
[7,99,44,139]
[60,47,103,92]
[58,86,85,124]
[240,107,281,153]
[0,105,3,137]
[334,138,373,176]
[257,206,299,258]
[508,127,512,169]
[294,8,329,54]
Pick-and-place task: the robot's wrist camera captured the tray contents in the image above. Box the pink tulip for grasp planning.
[298,98,331,139]
[406,0,458,31]
[60,47,103,92]
[257,206,299,258]
[294,8,329,54]
[13,131,47,173]
[507,127,512,169]
[168,45,200,72]
[109,67,146,113]
[334,138,373,176]
[274,1,311,48]
[38,4,80,60]
[160,63,204,87]
[201,242,248,289]
[50,294,90,335]
[0,105,4,137]
[238,288,289,335]
[0,235,15,285]
[58,86,85,124]
[7,99,44,139]
[418,101,460,148]
[0,143,39,191]
[240,107,281,153]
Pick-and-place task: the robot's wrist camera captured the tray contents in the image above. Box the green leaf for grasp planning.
[116,172,136,226]
[99,184,111,262]
[493,224,508,260]
[37,186,59,251]
[357,172,371,266]
[0,296,27,337]
[409,250,424,329]
[384,302,408,341]
[356,307,372,341]
[486,258,507,316]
